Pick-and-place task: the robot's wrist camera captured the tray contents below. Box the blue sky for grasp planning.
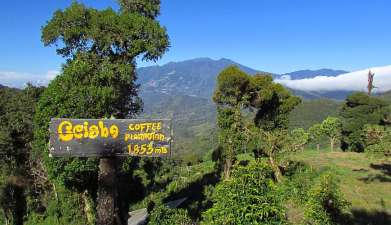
[1,0,391,87]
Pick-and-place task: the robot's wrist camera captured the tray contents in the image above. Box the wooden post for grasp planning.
[97,158,117,225]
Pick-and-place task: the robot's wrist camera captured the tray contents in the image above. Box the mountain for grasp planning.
[137,57,267,98]
[282,69,348,80]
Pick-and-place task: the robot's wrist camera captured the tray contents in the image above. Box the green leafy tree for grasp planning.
[289,128,310,151]
[250,75,301,131]
[33,0,169,222]
[201,160,286,225]
[320,117,342,152]
[213,66,251,179]
[362,124,391,156]
[0,85,44,225]
[213,66,300,179]
[309,123,323,151]
[340,92,389,152]
[253,129,289,182]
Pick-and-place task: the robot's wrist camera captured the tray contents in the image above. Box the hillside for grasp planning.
[137,58,357,100]
[141,92,217,161]
[289,98,341,129]
[137,57,264,98]
[140,91,342,162]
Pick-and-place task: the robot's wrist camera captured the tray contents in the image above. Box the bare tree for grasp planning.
[367,70,375,95]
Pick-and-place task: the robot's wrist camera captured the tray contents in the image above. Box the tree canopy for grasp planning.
[340,92,390,152]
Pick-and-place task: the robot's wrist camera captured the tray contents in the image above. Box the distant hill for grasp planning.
[140,92,217,160]
[290,89,354,101]
[288,98,341,129]
[283,69,348,80]
[137,57,357,100]
[137,57,267,98]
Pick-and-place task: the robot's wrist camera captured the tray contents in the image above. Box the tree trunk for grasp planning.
[97,158,117,225]
[330,138,334,152]
[317,143,320,152]
[223,158,232,180]
[269,156,282,183]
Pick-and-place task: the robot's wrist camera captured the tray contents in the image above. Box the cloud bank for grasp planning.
[275,65,391,93]
[0,70,59,88]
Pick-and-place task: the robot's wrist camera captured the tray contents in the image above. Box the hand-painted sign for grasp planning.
[49,118,172,157]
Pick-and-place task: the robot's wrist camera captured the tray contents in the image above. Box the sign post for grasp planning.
[49,118,172,225]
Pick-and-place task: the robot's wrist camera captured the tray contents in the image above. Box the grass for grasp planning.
[286,149,391,222]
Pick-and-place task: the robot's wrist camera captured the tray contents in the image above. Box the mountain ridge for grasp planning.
[136,57,359,100]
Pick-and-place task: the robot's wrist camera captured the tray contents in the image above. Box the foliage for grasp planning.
[201,160,286,225]
[281,161,319,205]
[34,0,169,192]
[340,92,390,152]
[0,85,44,224]
[148,205,192,225]
[362,124,391,156]
[213,66,251,179]
[30,0,170,223]
[129,161,215,212]
[303,172,350,225]
[250,75,301,131]
[320,116,342,151]
[308,123,323,150]
[0,85,43,176]
[213,66,300,179]
[25,187,88,225]
[289,128,309,151]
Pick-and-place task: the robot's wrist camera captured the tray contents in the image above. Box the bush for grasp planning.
[362,124,391,156]
[281,161,318,204]
[25,187,88,225]
[148,205,192,225]
[201,160,286,225]
[303,172,350,225]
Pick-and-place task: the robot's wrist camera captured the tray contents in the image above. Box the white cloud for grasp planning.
[0,70,59,88]
[275,65,391,93]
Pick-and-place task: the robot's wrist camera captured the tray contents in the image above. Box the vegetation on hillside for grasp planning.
[0,1,390,225]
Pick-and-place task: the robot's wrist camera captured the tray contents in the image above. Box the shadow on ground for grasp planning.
[346,208,391,225]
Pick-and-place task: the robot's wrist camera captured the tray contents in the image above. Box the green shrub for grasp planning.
[303,172,349,225]
[201,160,286,225]
[362,124,391,156]
[281,161,318,205]
[148,205,192,225]
[25,187,88,225]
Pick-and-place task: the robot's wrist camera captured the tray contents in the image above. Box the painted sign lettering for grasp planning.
[49,118,172,157]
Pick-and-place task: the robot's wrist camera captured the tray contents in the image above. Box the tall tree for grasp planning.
[213,66,300,180]
[34,1,169,224]
[320,117,341,152]
[213,66,250,179]
[340,92,389,152]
